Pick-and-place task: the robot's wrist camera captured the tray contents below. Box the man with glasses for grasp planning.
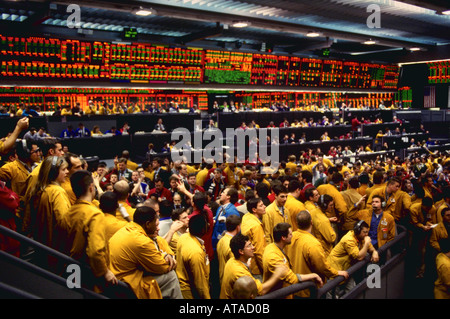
[263,184,290,243]
[0,140,41,205]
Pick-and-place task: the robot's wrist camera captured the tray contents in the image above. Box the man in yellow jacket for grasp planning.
[176,214,211,299]
[98,191,128,242]
[357,195,396,249]
[341,177,366,235]
[304,186,320,213]
[263,222,323,298]
[63,170,118,292]
[430,207,450,253]
[22,139,65,235]
[327,220,379,298]
[311,195,337,257]
[114,180,135,222]
[109,204,182,299]
[365,170,385,198]
[263,184,290,244]
[285,180,307,231]
[127,103,141,114]
[241,197,267,279]
[317,173,348,220]
[285,210,348,298]
[0,140,41,203]
[434,238,450,299]
[220,232,287,299]
[61,152,84,205]
[436,191,450,224]
[366,177,402,219]
[410,197,437,278]
[217,215,241,285]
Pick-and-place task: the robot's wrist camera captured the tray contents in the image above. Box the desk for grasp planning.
[217,111,334,131]
[343,109,394,123]
[60,135,131,159]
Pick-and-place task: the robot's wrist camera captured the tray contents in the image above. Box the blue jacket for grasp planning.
[60,129,76,138]
[75,127,91,137]
[212,203,240,249]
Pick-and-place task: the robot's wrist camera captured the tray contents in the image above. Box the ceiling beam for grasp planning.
[47,0,436,49]
[285,38,332,54]
[176,23,223,45]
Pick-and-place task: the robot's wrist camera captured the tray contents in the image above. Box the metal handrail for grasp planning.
[256,281,318,299]
[0,282,42,299]
[0,225,134,298]
[316,225,407,299]
[253,225,407,300]
[0,250,106,299]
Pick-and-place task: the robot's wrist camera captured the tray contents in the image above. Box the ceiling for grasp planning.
[0,0,449,63]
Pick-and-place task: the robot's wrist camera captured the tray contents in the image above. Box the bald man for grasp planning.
[232,276,258,299]
[114,180,135,222]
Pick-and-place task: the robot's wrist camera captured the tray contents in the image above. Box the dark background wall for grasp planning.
[399,63,449,109]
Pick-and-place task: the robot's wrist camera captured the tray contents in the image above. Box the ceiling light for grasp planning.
[409,47,421,51]
[441,10,450,15]
[134,7,153,16]
[363,39,376,45]
[232,21,249,28]
[307,31,320,37]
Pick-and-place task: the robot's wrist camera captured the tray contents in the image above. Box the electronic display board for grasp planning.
[0,34,399,89]
[427,60,449,84]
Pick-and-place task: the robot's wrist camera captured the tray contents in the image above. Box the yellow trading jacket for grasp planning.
[285,194,306,231]
[22,161,43,233]
[169,230,185,253]
[263,243,299,297]
[434,253,450,299]
[409,202,437,230]
[0,159,30,201]
[109,221,169,299]
[64,200,109,278]
[103,213,128,242]
[327,230,374,271]
[357,184,368,197]
[127,106,141,114]
[365,183,385,198]
[126,160,139,172]
[430,222,449,253]
[220,257,263,299]
[116,200,136,222]
[241,212,266,276]
[263,201,291,244]
[317,183,348,219]
[60,178,77,205]
[224,166,244,187]
[34,184,71,250]
[216,233,234,284]
[310,207,337,257]
[366,185,402,218]
[392,190,412,222]
[357,209,396,248]
[305,200,318,214]
[285,229,338,297]
[195,168,210,187]
[341,188,363,231]
[176,233,210,299]
[437,203,450,224]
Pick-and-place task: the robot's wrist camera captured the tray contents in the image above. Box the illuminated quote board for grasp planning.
[427,60,450,84]
[0,34,399,89]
